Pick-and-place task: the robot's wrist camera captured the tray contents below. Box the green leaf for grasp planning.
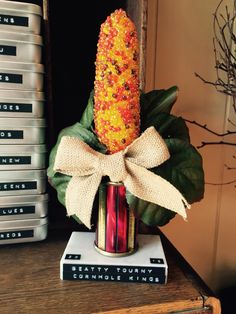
[48,173,71,207]
[126,191,176,227]
[146,113,190,142]
[80,90,94,129]
[154,138,204,203]
[140,89,166,112]
[141,86,178,129]
[47,122,107,211]
[72,215,82,224]
[126,127,204,227]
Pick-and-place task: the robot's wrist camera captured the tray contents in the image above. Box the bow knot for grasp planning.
[98,152,127,183]
[54,126,190,228]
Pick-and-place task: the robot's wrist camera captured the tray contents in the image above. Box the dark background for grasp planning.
[49,1,126,137]
[47,1,126,228]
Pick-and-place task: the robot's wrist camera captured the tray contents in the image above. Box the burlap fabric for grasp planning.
[54,126,190,228]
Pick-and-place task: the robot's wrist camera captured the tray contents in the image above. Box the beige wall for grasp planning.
[146,0,236,291]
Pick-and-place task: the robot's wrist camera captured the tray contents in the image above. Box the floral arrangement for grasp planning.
[47,9,204,230]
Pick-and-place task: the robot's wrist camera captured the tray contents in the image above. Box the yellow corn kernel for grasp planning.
[94,9,140,154]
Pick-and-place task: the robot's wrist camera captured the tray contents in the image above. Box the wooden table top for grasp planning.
[0,228,220,314]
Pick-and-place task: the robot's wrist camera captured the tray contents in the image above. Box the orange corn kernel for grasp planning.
[94,9,140,154]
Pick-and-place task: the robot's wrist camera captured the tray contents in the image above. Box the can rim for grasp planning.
[0,193,49,204]
[0,144,47,153]
[94,242,138,257]
[0,169,46,179]
[106,181,124,186]
[0,61,44,73]
[0,0,42,16]
[0,217,48,229]
[0,117,46,127]
[0,31,43,45]
[0,90,44,101]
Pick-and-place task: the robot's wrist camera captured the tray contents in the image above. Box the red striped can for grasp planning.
[95,182,138,257]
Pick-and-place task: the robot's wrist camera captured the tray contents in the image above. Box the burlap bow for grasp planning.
[54,126,190,228]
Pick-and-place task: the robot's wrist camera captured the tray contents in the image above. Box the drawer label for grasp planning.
[0,156,31,165]
[0,45,16,56]
[0,73,23,84]
[0,14,28,27]
[0,181,37,191]
[0,229,34,240]
[0,103,32,113]
[0,205,35,216]
[0,131,23,139]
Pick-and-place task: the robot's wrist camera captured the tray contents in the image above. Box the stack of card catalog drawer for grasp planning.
[0,0,48,244]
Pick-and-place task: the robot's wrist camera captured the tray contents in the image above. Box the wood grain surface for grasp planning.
[0,229,220,314]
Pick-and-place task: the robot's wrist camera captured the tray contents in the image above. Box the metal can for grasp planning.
[0,169,46,196]
[0,31,43,63]
[0,90,44,118]
[0,0,42,34]
[0,117,46,144]
[0,61,44,91]
[0,216,48,244]
[0,144,47,170]
[95,182,138,257]
[0,194,48,221]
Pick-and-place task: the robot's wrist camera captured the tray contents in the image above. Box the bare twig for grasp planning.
[228,118,236,127]
[197,140,236,149]
[196,0,236,113]
[225,163,236,169]
[206,179,236,186]
[185,118,236,136]
[194,0,236,186]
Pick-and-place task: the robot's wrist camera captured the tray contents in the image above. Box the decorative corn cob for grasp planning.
[94,9,140,154]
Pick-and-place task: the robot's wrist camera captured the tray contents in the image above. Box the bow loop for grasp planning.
[55,136,99,177]
[125,126,170,168]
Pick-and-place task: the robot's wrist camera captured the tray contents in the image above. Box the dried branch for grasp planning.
[194,0,236,186]
[197,140,236,149]
[185,118,236,136]
[206,179,236,186]
[225,163,236,169]
[196,0,236,114]
[228,118,236,128]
